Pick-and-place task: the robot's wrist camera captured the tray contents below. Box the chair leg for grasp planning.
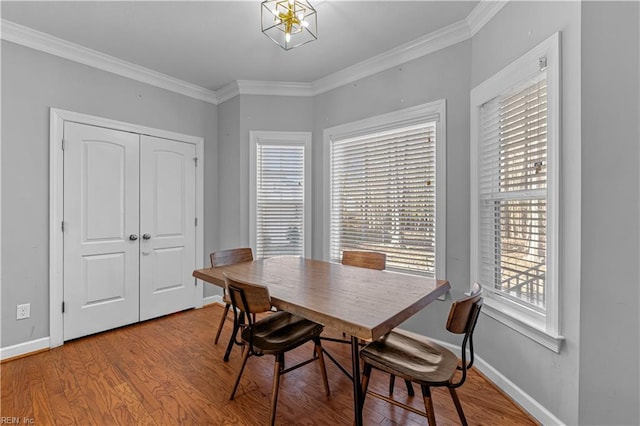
[405,379,415,396]
[230,346,251,400]
[388,374,414,397]
[448,387,468,426]
[214,303,230,345]
[270,354,284,426]
[314,338,330,396]
[223,330,235,362]
[420,384,437,426]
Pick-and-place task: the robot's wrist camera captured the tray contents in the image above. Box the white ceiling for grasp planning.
[2,1,478,92]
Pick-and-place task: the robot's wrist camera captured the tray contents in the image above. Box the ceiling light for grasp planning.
[261,0,317,51]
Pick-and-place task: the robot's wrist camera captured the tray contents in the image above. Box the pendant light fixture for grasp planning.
[261,0,317,50]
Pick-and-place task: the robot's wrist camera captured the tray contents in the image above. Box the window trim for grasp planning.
[470,32,563,352]
[322,100,446,280]
[249,131,312,258]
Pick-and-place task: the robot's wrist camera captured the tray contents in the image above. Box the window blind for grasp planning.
[330,123,436,276]
[478,73,548,310]
[256,143,305,258]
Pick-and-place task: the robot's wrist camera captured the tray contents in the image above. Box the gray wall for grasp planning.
[217,96,242,250]
[212,96,241,298]
[1,41,219,347]
[580,2,639,425]
[217,95,313,249]
[470,2,582,423]
[213,94,313,298]
[238,95,314,249]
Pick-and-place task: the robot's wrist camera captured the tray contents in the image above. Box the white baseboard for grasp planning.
[1,337,50,361]
[429,337,565,426]
[203,295,224,306]
[3,298,225,360]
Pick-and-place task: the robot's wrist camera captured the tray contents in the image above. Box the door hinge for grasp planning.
[61,139,65,151]
[62,301,65,313]
[61,221,64,232]
[195,217,198,227]
[194,157,198,167]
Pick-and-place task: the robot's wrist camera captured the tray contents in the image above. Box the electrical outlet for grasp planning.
[17,303,30,320]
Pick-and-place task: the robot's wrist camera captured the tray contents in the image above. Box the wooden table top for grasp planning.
[193,256,450,341]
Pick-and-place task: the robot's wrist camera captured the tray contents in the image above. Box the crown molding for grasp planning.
[466,0,509,37]
[216,81,241,104]
[0,19,218,105]
[311,19,471,96]
[217,80,313,104]
[1,1,506,104]
[237,80,314,97]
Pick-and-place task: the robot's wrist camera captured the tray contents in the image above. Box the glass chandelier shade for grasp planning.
[261,0,317,50]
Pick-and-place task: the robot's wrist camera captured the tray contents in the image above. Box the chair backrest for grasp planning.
[446,282,483,335]
[210,248,253,268]
[223,273,272,315]
[445,283,483,386]
[341,250,386,270]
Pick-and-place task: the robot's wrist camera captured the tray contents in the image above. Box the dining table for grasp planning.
[192,255,450,426]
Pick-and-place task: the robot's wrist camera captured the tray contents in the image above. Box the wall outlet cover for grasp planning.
[17,303,30,320]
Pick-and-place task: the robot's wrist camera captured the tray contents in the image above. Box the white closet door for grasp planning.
[63,122,140,340]
[139,135,197,321]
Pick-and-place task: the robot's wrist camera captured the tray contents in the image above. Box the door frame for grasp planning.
[49,108,204,347]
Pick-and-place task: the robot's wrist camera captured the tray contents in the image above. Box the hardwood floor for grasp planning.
[1,304,538,425]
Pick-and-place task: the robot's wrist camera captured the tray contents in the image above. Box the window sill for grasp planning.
[482,297,565,353]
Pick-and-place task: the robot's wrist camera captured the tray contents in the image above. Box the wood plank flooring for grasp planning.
[1,304,538,425]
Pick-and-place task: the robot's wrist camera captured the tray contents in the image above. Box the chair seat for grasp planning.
[241,311,324,356]
[360,329,459,385]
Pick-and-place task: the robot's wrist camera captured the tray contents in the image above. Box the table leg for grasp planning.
[351,336,363,426]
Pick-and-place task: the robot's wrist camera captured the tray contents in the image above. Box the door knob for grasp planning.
[129,234,138,241]
[142,233,151,240]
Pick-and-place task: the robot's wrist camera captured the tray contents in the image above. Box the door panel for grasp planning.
[63,122,140,340]
[84,141,128,240]
[82,252,126,304]
[139,135,196,321]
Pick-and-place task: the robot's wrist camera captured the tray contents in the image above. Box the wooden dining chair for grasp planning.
[342,250,386,271]
[210,247,253,361]
[359,283,483,425]
[224,273,330,426]
[340,250,416,397]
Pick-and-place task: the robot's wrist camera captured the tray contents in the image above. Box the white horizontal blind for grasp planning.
[330,123,436,276]
[256,143,305,258]
[478,71,548,311]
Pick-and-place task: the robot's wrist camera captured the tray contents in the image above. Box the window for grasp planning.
[324,101,446,278]
[250,131,311,259]
[470,33,562,351]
